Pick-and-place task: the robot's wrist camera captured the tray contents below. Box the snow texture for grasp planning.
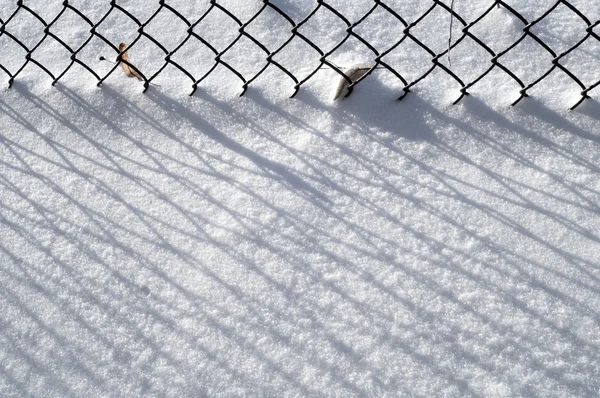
[1,1,600,397]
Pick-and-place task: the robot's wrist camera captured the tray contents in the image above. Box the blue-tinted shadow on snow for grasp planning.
[292,73,439,142]
[0,82,599,397]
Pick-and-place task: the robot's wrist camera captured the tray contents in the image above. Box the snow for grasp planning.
[1,0,600,397]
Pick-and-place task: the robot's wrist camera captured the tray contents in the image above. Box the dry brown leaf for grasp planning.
[119,43,143,81]
[333,62,375,101]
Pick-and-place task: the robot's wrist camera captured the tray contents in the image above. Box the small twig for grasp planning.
[448,0,456,67]
[99,56,115,64]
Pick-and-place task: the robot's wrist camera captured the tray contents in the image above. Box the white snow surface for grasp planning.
[1,0,600,397]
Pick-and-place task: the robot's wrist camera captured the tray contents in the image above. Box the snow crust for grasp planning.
[1,1,600,397]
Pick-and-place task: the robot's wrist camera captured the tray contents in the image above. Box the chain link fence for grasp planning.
[1,1,599,108]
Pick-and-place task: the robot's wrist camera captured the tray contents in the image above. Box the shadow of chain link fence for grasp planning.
[1,0,600,108]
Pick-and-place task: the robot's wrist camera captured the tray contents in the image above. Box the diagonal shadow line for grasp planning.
[55,84,332,208]
[269,90,600,288]
[0,97,327,394]
[143,89,600,355]
[0,89,502,394]
[2,81,596,394]
[145,90,331,204]
[0,170,328,396]
[0,85,390,394]
[251,91,600,325]
[323,92,600,269]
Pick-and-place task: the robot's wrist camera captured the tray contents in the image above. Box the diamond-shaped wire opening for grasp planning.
[190,6,241,53]
[379,36,436,83]
[235,5,299,91]
[0,5,67,82]
[149,3,212,87]
[307,4,380,69]
[242,6,294,52]
[218,34,269,80]
[466,5,524,55]
[528,2,590,55]
[520,46,590,107]
[73,34,120,78]
[142,6,189,51]
[47,7,93,52]
[294,3,349,53]
[93,7,140,50]
[406,4,466,55]
[437,35,494,84]
[137,3,197,85]
[556,38,600,88]
[0,33,26,79]
[184,4,252,92]
[526,63,586,106]
[0,21,27,66]
[285,1,357,92]
[28,32,73,78]
[464,62,526,104]
[2,7,47,50]
[0,0,597,106]
[167,36,217,84]
[349,5,405,52]
[269,34,322,80]
[496,34,554,86]
[433,1,514,95]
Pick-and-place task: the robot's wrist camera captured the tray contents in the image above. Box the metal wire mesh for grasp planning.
[1,0,599,109]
